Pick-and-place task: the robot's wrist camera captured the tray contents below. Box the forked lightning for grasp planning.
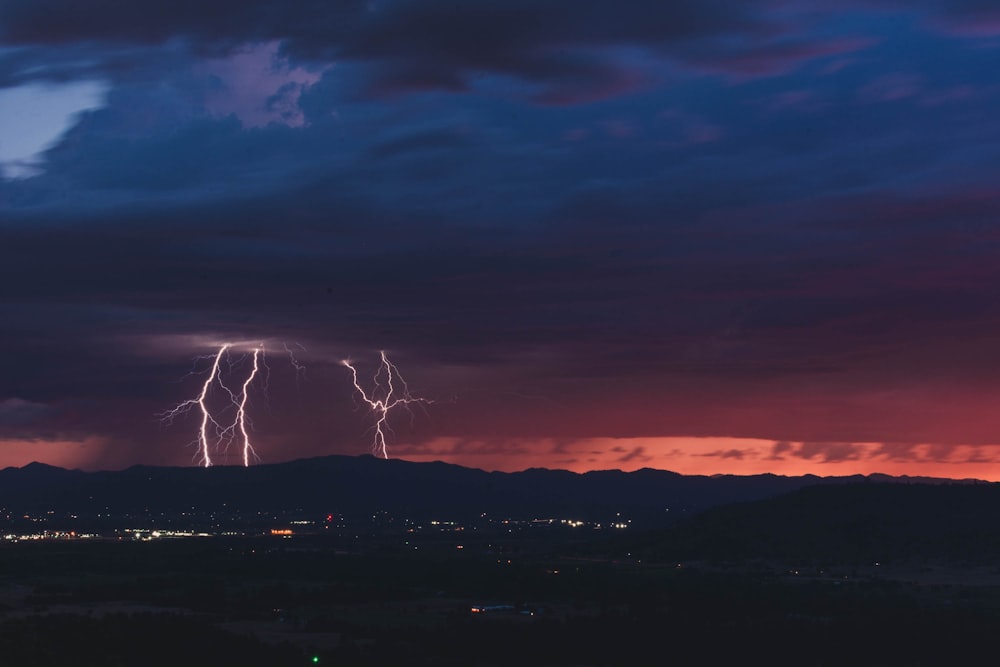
[342,351,432,459]
[160,342,285,467]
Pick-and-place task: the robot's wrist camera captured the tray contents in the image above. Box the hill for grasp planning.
[634,481,1000,565]
[0,454,981,528]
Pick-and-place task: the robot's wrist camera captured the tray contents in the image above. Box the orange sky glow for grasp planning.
[397,436,1000,481]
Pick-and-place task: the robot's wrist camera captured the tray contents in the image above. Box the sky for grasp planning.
[2,1,1000,478]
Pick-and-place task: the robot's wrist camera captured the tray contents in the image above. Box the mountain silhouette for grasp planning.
[0,455,983,526]
[633,480,1000,564]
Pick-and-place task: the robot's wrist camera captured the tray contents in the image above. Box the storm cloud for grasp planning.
[3,1,1000,474]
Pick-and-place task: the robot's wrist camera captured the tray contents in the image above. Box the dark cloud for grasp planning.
[698,449,750,460]
[616,446,652,464]
[795,442,864,463]
[872,0,1000,35]
[683,37,877,79]
[1,0,997,100]
[0,0,365,48]
[0,1,761,105]
[0,397,53,427]
[768,441,794,460]
[871,442,1000,465]
[3,0,1000,471]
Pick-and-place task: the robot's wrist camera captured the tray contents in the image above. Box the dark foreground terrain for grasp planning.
[4,480,1000,667]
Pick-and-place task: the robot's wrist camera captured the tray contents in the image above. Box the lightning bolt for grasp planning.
[342,351,432,459]
[161,341,301,467]
[283,342,307,384]
[159,344,231,467]
[235,345,262,467]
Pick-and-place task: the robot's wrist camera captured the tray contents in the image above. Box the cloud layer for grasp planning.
[2,1,1000,474]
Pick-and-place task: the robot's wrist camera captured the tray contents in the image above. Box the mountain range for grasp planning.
[0,454,986,525]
